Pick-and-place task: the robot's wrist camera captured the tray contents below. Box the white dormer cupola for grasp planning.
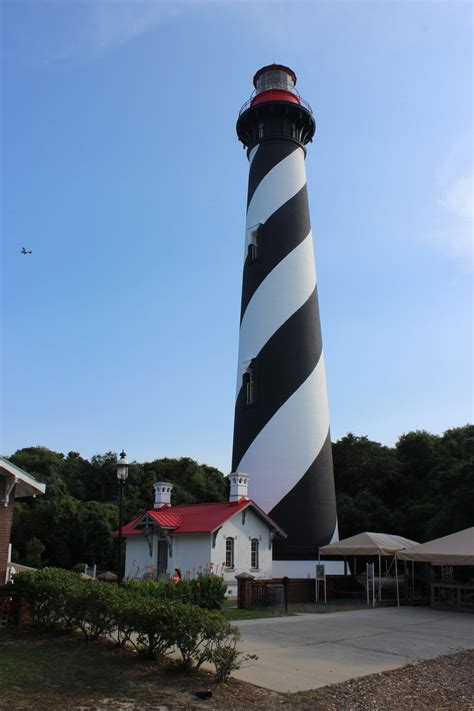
[228,472,250,502]
[153,481,173,508]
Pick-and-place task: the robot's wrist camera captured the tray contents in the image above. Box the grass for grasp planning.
[0,629,156,709]
[221,607,291,620]
[219,597,367,620]
[220,598,292,620]
[3,626,471,710]
[0,628,274,710]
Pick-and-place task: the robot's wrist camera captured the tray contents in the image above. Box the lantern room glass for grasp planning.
[255,69,295,95]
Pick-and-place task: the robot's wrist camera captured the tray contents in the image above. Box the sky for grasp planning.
[1,0,472,473]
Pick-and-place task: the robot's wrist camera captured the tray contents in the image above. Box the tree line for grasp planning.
[8,424,473,571]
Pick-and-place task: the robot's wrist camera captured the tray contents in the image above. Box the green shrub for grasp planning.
[210,630,243,683]
[172,605,219,670]
[192,573,227,610]
[12,568,81,628]
[12,568,122,641]
[67,580,122,641]
[125,578,188,602]
[173,606,248,679]
[198,617,258,683]
[11,567,248,679]
[124,573,226,610]
[117,596,176,659]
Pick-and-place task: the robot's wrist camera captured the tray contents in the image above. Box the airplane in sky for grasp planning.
[20,248,32,255]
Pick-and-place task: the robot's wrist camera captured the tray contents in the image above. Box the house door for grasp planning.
[157,538,168,576]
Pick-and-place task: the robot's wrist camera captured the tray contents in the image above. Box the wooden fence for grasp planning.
[236,573,365,609]
[0,587,29,628]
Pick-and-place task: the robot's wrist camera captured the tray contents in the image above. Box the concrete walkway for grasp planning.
[232,607,474,692]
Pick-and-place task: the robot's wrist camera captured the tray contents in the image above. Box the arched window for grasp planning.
[225,538,234,569]
[251,539,259,569]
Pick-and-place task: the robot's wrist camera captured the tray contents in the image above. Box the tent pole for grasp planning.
[316,550,320,603]
[366,563,369,607]
[378,554,382,605]
[372,563,375,607]
[395,555,400,608]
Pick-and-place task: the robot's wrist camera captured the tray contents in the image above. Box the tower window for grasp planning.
[243,363,256,405]
[247,224,263,263]
[258,121,264,139]
[225,538,234,568]
[251,539,259,569]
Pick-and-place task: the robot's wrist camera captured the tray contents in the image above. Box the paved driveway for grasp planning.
[232,607,474,692]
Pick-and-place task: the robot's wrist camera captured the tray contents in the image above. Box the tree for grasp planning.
[8,426,473,568]
[333,425,474,542]
[8,446,227,570]
[23,537,45,568]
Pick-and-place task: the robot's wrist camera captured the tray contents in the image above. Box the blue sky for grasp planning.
[1,0,472,472]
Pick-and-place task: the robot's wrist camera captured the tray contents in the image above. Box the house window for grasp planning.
[251,539,259,569]
[243,363,256,406]
[225,537,234,568]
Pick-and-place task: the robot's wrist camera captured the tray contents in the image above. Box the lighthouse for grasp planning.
[232,65,338,571]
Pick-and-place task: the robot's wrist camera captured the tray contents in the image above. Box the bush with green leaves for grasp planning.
[172,605,222,670]
[12,567,81,628]
[11,567,250,681]
[66,579,125,641]
[210,630,242,683]
[115,595,177,659]
[191,573,227,609]
[12,568,124,640]
[191,614,257,682]
[125,572,226,610]
[125,577,191,604]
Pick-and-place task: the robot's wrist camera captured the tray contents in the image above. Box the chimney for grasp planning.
[228,472,249,502]
[153,481,173,508]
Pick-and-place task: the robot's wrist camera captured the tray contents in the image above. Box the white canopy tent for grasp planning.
[319,532,418,557]
[319,532,419,606]
[396,527,474,565]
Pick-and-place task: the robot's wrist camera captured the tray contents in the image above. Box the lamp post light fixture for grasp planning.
[116,450,129,584]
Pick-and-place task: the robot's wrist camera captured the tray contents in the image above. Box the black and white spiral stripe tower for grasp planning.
[232,65,338,566]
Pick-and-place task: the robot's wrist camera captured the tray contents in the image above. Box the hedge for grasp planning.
[11,568,246,680]
[125,573,227,610]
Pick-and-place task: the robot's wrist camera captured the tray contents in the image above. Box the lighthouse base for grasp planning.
[272,559,344,577]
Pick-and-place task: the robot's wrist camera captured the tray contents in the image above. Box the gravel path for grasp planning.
[281,650,474,710]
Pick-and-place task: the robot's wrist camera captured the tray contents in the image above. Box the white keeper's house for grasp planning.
[120,474,286,595]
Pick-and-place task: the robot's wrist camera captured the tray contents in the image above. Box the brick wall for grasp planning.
[0,476,15,586]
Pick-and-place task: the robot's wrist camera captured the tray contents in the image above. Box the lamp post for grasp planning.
[116,450,129,584]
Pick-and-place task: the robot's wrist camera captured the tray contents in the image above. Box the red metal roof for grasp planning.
[116,499,286,538]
